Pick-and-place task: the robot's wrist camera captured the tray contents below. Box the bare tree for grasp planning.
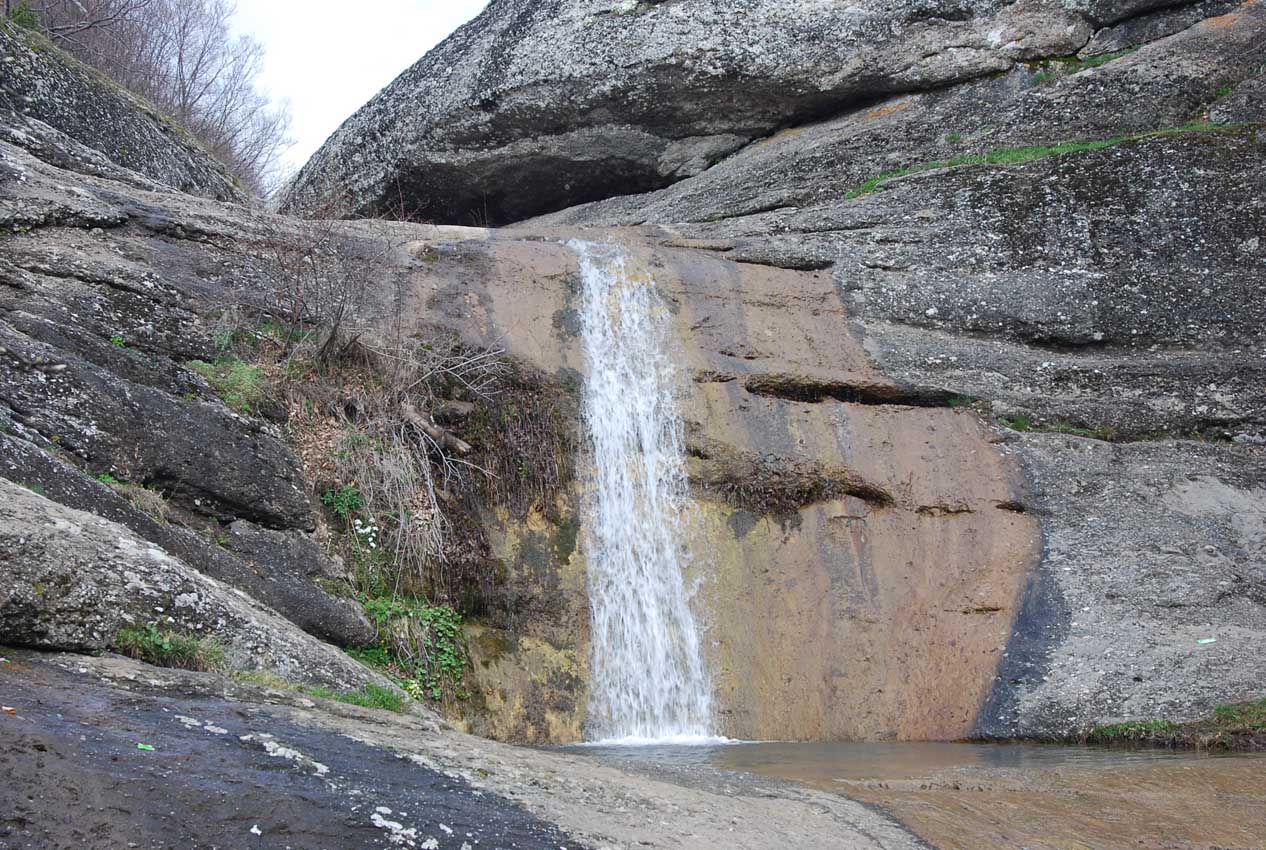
[11,0,291,194]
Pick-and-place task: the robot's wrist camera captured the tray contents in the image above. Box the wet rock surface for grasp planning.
[0,654,579,850]
[0,652,929,850]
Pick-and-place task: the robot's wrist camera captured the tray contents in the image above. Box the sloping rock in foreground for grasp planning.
[0,478,384,691]
[0,652,928,850]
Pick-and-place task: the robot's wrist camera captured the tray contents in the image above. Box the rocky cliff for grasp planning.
[2,0,1264,760]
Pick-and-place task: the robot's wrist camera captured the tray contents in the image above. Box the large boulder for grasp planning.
[0,478,385,690]
[0,434,375,648]
[281,0,1105,224]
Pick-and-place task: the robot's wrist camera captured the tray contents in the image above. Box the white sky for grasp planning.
[232,0,489,175]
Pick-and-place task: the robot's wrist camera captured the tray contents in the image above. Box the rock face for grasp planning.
[0,122,374,651]
[282,0,1104,223]
[0,480,385,689]
[0,23,243,202]
[3,0,1265,750]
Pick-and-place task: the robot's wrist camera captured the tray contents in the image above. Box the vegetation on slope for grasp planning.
[1086,698,1266,751]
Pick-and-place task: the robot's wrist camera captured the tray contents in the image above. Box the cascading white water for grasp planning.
[571,240,715,744]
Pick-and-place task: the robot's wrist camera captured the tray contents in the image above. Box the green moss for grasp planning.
[1088,698,1266,750]
[304,683,406,713]
[115,622,225,672]
[998,415,1033,432]
[845,122,1230,199]
[186,358,266,414]
[998,415,1119,441]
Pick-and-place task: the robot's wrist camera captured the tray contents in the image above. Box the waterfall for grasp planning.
[571,240,715,744]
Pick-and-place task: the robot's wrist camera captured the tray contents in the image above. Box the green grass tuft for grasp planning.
[116,622,225,672]
[1088,698,1266,750]
[186,358,266,414]
[305,683,406,712]
[998,415,1033,432]
[845,122,1228,199]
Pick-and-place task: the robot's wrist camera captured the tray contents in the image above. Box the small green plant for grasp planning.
[212,326,235,352]
[321,484,364,520]
[1214,83,1234,100]
[845,122,1228,199]
[96,472,123,486]
[947,132,962,143]
[15,480,44,495]
[305,683,406,713]
[109,334,128,348]
[115,622,225,672]
[998,415,1032,432]
[9,2,40,29]
[186,358,265,414]
[1033,48,1139,86]
[947,395,978,409]
[354,596,469,702]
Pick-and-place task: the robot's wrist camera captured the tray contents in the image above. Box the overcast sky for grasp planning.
[233,0,489,176]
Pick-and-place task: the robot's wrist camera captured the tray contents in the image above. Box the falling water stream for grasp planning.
[571,240,716,744]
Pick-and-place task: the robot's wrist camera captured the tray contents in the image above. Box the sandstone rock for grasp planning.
[282,0,1100,223]
[0,24,242,202]
[0,478,386,690]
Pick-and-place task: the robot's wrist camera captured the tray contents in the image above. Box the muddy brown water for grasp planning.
[567,741,1266,850]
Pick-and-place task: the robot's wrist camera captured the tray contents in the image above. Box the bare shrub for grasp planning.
[235,217,512,603]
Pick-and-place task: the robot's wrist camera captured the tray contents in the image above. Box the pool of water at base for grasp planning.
[560,738,1250,785]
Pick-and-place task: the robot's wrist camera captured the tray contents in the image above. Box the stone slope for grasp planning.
[0,652,929,850]
[0,22,243,202]
[0,128,374,650]
[0,480,387,690]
